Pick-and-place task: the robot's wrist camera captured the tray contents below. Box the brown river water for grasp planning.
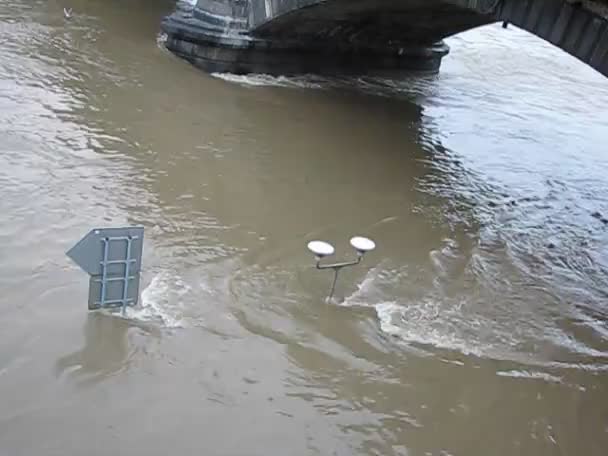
[1,1,608,455]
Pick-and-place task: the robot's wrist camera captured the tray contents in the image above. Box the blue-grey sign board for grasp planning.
[67,227,144,310]
[88,273,141,310]
[67,227,144,276]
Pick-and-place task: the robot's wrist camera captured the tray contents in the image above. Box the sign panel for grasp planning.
[67,227,144,310]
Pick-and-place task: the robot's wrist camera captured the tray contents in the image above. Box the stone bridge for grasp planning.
[161,0,608,76]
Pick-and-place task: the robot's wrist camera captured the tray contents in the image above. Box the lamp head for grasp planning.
[307,240,335,260]
[350,236,376,256]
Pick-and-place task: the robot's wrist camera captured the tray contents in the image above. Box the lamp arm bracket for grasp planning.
[316,256,361,270]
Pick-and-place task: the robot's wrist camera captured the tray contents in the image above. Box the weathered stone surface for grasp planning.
[161,0,608,77]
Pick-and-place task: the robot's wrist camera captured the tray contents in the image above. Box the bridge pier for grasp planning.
[161,0,608,78]
[161,0,450,76]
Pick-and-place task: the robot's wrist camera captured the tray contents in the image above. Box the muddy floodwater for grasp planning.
[1,1,608,455]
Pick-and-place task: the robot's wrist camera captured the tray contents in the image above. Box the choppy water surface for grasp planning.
[1,1,608,455]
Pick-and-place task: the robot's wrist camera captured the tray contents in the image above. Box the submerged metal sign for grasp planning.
[67,227,144,311]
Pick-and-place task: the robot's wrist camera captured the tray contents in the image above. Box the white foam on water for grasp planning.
[211,72,327,89]
[496,369,563,384]
[367,296,608,373]
[375,301,404,335]
[334,260,608,372]
[123,271,190,328]
[338,267,485,356]
[575,311,608,341]
[496,369,588,391]
[543,326,608,359]
[338,265,475,354]
[339,267,379,307]
[210,72,436,102]
[374,301,486,357]
[156,32,168,47]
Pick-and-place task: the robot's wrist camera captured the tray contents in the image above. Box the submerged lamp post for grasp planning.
[307,236,376,300]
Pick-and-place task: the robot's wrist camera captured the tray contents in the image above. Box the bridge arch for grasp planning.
[161,0,608,77]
